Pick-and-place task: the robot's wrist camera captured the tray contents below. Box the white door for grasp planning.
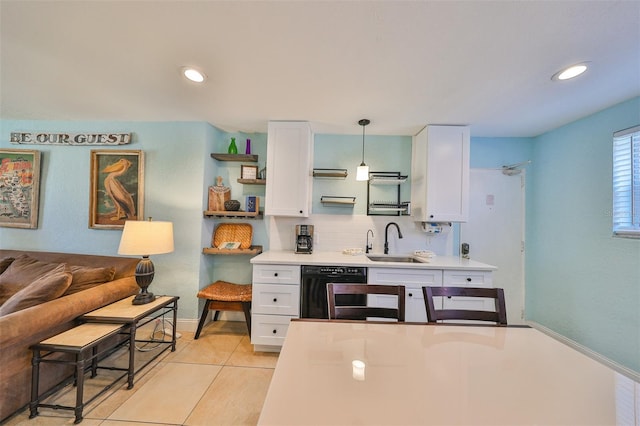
[460,169,525,324]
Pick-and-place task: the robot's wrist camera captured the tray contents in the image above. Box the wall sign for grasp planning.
[10,132,131,145]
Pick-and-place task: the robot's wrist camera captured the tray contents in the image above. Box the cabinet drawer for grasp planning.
[442,270,492,288]
[251,314,294,346]
[253,264,300,285]
[252,283,300,316]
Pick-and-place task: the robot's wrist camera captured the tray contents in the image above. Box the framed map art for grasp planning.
[0,149,41,229]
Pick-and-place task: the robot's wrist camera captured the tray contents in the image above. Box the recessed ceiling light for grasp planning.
[182,67,206,83]
[552,63,589,81]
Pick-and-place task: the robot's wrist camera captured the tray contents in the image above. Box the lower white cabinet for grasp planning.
[251,264,300,350]
[442,270,493,312]
[368,267,493,322]
[368,267,442,322]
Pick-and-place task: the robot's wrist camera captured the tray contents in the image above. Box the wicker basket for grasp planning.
[212,223,253,249]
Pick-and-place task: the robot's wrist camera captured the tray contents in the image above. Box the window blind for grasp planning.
[612,125,640,237]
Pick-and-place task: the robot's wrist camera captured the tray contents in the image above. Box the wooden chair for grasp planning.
[422,286,507,325]
[327,283,405,322]
[195,280,252,339]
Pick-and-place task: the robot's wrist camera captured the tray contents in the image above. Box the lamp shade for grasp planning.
[118,220,174,256]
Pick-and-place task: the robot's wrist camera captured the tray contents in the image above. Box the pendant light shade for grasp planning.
[356,119,370,181]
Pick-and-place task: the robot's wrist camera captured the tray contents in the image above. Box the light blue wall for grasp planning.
[313,134,412,215]
[0,120,218,320]
[527,96,640,373]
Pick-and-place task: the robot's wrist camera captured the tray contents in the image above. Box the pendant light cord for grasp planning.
[358,119,370,165]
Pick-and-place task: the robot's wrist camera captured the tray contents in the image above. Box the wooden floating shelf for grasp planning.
[203,210,263,219]
[237,178,266,185]
[211,153,258,162]
[202,245,263,255]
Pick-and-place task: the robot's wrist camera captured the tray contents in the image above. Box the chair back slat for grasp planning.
[327,283,405,322]
[422,286,507,325]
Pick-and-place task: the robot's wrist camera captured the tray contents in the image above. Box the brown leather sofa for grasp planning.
[0,250,139,422]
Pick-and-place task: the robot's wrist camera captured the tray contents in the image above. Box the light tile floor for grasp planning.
[4,321,278,426]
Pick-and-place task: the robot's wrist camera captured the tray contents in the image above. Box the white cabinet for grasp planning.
[265,121,313,217]
[368,267,443,322]
[251,264,301,350]
[368,267,494,321]
[411,125,470,222]
[442,270,494,312]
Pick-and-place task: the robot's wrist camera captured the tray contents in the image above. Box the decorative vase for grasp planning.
[245,138,251,154]
[224,200,241,211]
[228,137,238,154]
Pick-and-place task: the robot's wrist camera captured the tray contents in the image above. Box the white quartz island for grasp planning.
[249,251,497,350]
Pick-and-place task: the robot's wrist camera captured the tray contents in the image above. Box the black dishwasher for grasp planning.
[300,265,367,319]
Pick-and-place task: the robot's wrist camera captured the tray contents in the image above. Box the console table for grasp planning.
[80,295,179,389]
[29,295,179,423]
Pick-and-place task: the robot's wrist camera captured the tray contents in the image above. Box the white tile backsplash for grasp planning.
[267,214,453,255]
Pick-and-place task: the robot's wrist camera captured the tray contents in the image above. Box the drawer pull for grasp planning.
[466,278,472,282]
[273,298,278,303]
[274,272,278,277]
[408,293,413,297]
[272,329,277,334]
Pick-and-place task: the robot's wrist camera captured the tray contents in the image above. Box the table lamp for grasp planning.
[118,218,174,305]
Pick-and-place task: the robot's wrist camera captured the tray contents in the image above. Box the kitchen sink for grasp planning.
[366,255,425,263]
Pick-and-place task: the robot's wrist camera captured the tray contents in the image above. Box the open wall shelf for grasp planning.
[320,196,356,206]
[204,210,263,219]
[313,168,348,179]
[211,153,258,162]
[202,245,263,255]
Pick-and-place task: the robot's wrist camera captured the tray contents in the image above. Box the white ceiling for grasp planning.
[1,1,639,137]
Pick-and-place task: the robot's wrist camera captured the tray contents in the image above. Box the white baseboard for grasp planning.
[528,321,640,382]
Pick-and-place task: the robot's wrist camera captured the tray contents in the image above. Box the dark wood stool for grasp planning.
[195,280,252,339]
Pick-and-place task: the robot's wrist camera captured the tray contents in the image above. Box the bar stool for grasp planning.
[194,280,252,339]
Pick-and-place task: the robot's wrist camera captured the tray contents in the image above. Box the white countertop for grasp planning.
[259,320,638,425]
[250,250,496,270]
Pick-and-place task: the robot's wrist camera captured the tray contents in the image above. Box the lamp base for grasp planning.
[132,256,156,305]
[132,291,156,305]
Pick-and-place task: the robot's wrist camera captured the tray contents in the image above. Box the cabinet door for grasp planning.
[411,125,470,222]
[265,121,312,217]
[368,267,443,322]
[442,270,494,312]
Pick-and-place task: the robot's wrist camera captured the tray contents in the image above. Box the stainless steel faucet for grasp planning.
[366,229,374,253]
[384,222,403,254]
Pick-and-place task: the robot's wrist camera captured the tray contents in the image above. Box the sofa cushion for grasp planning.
[63,265,117,296]
[0,257,15,275]
[0,254,66,305]
[0,263,72,316]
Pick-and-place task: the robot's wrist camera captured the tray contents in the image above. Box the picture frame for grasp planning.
[89,150,144,229]
[246,195,260,213]
[240,165,259,180]
[0,149,41,229]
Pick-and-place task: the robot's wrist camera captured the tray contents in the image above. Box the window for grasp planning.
[613,125,640,238]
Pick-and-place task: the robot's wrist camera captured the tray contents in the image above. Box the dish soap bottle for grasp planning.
[228,137,238,154]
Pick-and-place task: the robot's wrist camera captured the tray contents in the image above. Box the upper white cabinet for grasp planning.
[265,121,313,217]
[411,125,470,222]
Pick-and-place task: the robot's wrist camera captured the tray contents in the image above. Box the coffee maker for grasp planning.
[295,225,314,254]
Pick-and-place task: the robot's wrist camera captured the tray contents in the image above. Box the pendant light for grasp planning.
[356,119,370,181]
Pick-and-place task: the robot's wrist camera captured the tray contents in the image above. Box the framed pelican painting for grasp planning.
[89,150,144,229]
[0,149,41,229]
